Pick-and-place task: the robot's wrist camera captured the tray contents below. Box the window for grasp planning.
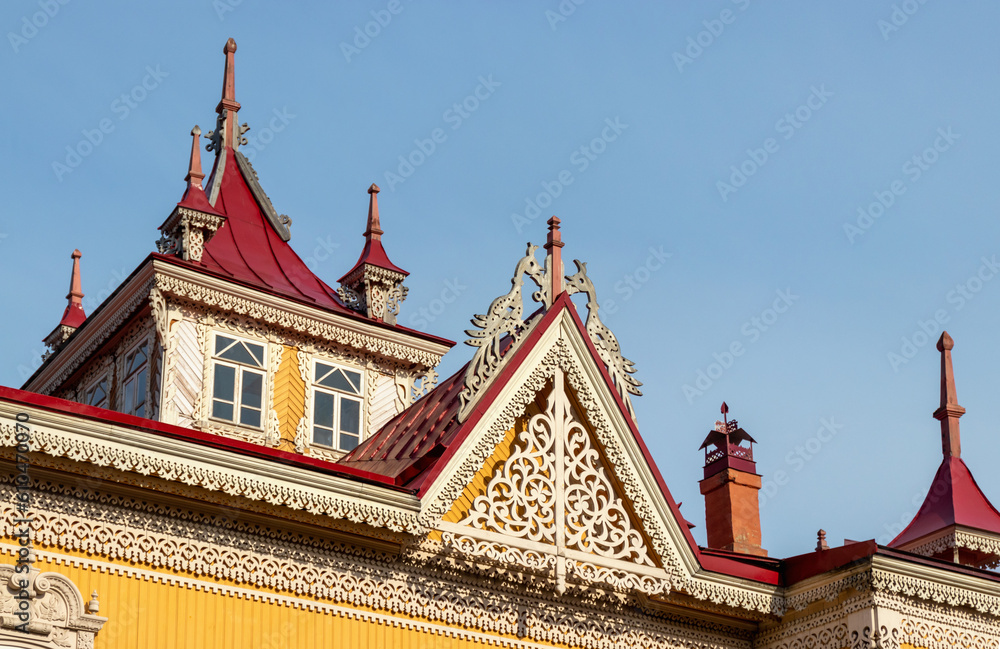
[211,334,266,428]
[311,361,363,452]
[122,341,148,417]
[84,376,108,408]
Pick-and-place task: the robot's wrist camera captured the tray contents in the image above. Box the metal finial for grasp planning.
[933,331,964,458]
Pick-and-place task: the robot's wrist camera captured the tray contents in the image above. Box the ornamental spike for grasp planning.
[933,331,965,458]
[217,38,240,115]
[545,216,564,298]
[184,126,205,190]
[67,249,84,306]
[365,183,383,241]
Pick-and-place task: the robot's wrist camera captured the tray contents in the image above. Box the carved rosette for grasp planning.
[337,264,408,325]
[156,207,226,263]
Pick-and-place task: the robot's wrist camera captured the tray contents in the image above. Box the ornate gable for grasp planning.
[441,365,659,587]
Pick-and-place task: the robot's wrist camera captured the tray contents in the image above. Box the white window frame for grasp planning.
[209,332,267,430]
[121,339,150,417]
[309,359,365,453]
[83,374,109,409]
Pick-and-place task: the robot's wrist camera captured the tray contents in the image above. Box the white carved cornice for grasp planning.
[151,259,449,369]
[0,401,422,534]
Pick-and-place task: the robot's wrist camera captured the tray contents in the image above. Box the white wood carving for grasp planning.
[457,366,654,592]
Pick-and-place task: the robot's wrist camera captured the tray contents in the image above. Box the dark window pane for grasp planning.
[315,362,334,383]
[213,400,234,421]
[313,427,333,447]
[134,370,147,406]
[340,398,360,434]
[213,364,236,402]
[122,381,134,414]
[246,342,265,366]
[220,342,260,366]
[134,403,145,418]
[215,335,235,356]
[240,407,261,428]
[338,433,359,452]
[241,371,263,408]
[343,370,362,393]
[319,369,357,394]
[314,392,334,428]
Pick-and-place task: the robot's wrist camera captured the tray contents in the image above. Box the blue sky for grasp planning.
[2,1,999,559]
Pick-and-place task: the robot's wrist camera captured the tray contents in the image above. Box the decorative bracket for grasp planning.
[156,207,226,263]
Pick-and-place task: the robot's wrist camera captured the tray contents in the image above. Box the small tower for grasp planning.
[890,332,1000,568]
[43,250,87,357]
[156,126,226,262]
[698,402,767,557]
[337,184,409,325]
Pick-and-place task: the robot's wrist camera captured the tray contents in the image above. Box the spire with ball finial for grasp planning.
[934,331,965,459]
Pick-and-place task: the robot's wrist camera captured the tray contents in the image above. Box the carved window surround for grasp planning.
[0,561,107,648]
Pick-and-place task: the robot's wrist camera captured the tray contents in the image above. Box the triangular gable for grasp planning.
[421,296,698,595]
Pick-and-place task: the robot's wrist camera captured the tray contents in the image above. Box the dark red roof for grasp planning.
[58,301,86,329]
[339,236,408,281]
[188,147,354,314]
[176,179,224,216]
[890,456,1000,547]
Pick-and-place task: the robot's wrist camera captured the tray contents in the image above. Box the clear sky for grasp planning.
[2,1,999,559]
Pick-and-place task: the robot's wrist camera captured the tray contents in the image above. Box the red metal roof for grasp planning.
[191,147,354,314]
[890,456,1000,547]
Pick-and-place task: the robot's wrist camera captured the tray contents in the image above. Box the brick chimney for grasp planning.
[698,403,766,557]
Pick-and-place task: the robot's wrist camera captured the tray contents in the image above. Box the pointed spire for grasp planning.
[66,249,84,313]
[545,216,564,297]
[934,331,965,458]
[44,249,86,351]
[365,183,384,241]
[185,126,205,190]
[217,38,240,115]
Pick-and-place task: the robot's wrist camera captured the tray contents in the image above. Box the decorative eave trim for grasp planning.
[150,259,450,368]
[25,262,156,395]
[234,149,292,241]
[0,400,424,534]
[871,554,1000,615]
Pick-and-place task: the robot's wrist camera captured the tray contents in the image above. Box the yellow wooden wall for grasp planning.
[15,551,546,649]
[273,345,306,453]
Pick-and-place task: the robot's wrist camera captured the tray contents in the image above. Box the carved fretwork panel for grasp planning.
[446,368,657,594]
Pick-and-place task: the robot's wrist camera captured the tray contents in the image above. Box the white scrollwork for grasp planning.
[565,259,642,420]
[459,369,654,567]
[459,243,548,421]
